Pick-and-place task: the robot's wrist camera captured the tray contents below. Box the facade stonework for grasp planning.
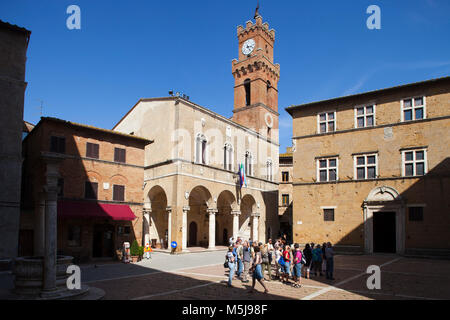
[287,77,450,255]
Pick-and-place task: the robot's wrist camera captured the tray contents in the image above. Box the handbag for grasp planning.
[224,260,229,268]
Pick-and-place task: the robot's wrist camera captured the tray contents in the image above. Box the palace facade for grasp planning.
[287,77,450,256]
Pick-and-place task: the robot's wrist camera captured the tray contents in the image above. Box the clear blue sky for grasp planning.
[2,0,449,152]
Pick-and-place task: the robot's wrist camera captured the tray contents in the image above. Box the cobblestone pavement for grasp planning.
[83,252,450,300]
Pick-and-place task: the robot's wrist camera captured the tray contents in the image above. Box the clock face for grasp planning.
[242,39,256,55]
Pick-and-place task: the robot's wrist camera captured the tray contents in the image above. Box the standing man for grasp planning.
[236,240,244,279]
[325,242,335,280]
[242,241,252,283]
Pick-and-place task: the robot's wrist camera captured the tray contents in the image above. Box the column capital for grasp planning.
[207,208,218,215]
[231,210,241,216]
[143,208,152,215]
[251,212,260,218]
[183,206,191,212]
[166,206,172,213]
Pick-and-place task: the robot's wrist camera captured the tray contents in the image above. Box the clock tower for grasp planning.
[231,14,280,140]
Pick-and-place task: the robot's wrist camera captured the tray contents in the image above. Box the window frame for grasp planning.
[401,96,426,122]
[223,142,234,171]
[354,104,376,128]
[195,133,208,165]
[322,207,335,222]
[316,157,339,182]
[84,181,98,200]
[114,147,126,163]
[407,205,425,222]
[266,159,273,182]
[50,136,66,154]
[282,171,289,182]
[113,184,125,202]
[401,148,427,177]
[282,194,290,206]
[67,225,82,247]
[86,142,100,159]
[317,110,337,134]
[245,151,253,177]
[353,153,378,180]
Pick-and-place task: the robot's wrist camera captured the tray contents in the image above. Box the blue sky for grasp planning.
[1,0,449,152]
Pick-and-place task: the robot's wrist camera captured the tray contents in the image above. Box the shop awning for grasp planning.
[57,200,136,221]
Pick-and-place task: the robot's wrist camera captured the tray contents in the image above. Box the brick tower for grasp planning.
[231,14,280,140]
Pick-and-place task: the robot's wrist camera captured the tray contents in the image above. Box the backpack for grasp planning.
[278,256,285,267]
[262,251,269,264]
[300,251,306,265]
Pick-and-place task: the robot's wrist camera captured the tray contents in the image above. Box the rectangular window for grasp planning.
[50,136,66,154]
[317,157,338,182]
[355,105,375,128]
[86,142,99,159]
[402,97,425,121]
[403,149,427,177]
[318,111,336,133]
[282,171,289,182]
[57,178,64,198]
[85,181,98,200]
[113,185,125,202]
[324,209,335,221]
[114,148,126,163]
[282,194,289,206]
[354,154,378,180]
[408,207,424,221]
[68,225,81,247]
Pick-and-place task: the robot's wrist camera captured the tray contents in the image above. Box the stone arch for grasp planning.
[216,190,237,246]
[146,185,168,249]
[365,186,401,202]
[187,186,213,248]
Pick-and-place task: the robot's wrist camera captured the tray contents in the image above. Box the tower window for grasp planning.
[244,79,251,106]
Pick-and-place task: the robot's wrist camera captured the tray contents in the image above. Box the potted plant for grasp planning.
[130,240,140,263]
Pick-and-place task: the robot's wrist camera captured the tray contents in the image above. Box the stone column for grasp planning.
[34,193,46,257]
[143,209,151,246]
[232,210,241,240]
[207,208,218,250]
[251,212,260,243]
[182,206,190,252]
[41,153,63,296]
[166,207,172,249]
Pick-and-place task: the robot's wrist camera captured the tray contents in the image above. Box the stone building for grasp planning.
[278,147,293,242]
[113,14,280,251]
[286,77,450,256]
[20,117,152,262]
[0,20,31,263]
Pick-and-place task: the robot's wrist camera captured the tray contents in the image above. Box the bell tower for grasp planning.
[231,13,280,140]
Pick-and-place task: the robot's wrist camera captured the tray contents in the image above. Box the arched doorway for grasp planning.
[188,222,197,247]
[363,186,406,254]
[188,186,212,248]
[147,186,168,249]
[216,190,236,245]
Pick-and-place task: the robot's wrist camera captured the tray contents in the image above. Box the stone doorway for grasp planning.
[373,211,396,253]
[93,224,114,258]
[188,221,197,247]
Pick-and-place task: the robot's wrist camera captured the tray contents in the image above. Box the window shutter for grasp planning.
[113,185,125,202]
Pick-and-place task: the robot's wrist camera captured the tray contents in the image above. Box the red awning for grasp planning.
[57,200,136,221]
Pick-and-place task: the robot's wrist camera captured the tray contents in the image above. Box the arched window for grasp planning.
[224,143,233,171]
[267,81,271,93]
[195,133,207,164]
[245,151,253,176]
[266,159,273,181]
[244,79,251,106]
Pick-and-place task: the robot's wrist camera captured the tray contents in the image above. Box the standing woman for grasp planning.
[226,246,236,287]
[249,245,269,294]
[261,244,272,281]
[282,245,292,284]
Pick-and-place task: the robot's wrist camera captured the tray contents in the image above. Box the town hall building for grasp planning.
[113,14,281,252]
